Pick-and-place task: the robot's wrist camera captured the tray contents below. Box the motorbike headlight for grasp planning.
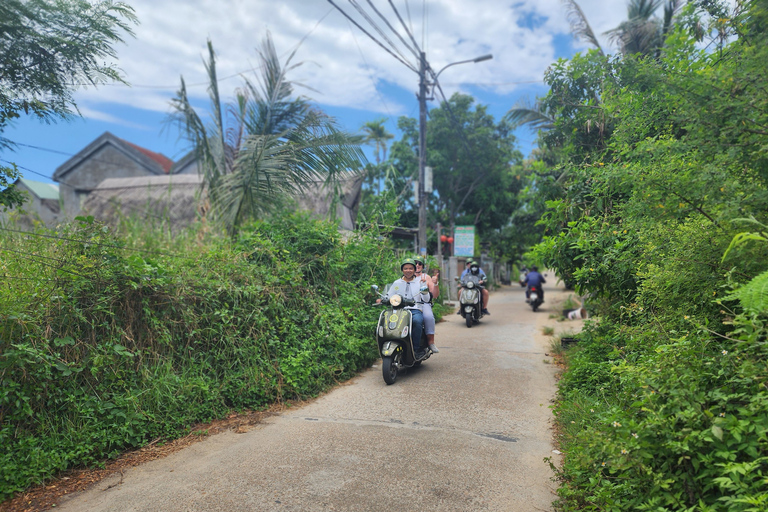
[389,294,402,307]
[467,281,475,289]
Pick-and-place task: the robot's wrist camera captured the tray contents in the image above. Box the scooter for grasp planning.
[456,275,484,328]
[371,285,430,385]
[529,285,543,312]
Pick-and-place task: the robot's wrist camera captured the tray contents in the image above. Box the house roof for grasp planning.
[17,178,59,200]
[122,141,174,173]
[170,150,198,174]
[53,132,175,182]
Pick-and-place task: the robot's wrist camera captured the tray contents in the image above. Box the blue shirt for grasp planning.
[524,271,545,288]
[460,268,486,280]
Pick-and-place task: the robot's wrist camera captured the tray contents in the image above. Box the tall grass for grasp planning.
[0,213,395,499]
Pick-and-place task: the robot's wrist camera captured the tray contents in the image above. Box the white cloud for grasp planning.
[74,0,630,117]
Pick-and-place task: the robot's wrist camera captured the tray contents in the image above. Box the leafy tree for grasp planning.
[0,0,137,209]
[389,93,523,252]
[170,35,365,233]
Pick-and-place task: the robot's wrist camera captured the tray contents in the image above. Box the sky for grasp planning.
[5,0,632,186]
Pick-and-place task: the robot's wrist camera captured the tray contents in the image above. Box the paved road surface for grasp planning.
[59,282,568,511]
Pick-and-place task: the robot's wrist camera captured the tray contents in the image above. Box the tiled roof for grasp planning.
[122,141,174,174]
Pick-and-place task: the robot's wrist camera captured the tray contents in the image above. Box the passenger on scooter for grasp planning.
[414,256,439,354]
[524,265,546,302]
[383,258,429,358]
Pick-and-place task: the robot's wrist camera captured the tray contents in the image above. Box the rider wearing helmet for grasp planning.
[469,261,491,316]
[524,265,546,302]
[413,256,439,354]
[383,257,430,357]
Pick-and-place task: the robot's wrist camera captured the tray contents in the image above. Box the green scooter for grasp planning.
[371,285,430,385]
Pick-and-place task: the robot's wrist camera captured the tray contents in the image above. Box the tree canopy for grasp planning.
[0,0,137,208]
[385,93,523,254]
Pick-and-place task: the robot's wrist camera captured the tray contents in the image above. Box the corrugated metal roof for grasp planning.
[19,178,59,200]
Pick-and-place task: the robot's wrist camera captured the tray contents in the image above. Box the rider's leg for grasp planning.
[482,288,490,314]
[422,304,439,353]
[456,288,463,314]
[410,309,425,355]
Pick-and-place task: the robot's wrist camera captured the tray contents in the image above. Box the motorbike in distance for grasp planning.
[456,274,484,328]
[529,285,543,312]
[371,285,430,385]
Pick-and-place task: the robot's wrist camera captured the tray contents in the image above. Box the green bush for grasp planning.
[0,213,396,499]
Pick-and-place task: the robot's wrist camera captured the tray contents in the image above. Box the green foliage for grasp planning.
[0,213,396,500]
[0,0,137,128]
[0,164,25,210]
[388,93,524,255]
[523,1,768,509]
[170,37,364,234]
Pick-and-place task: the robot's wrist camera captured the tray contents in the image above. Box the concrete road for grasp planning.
[59,282,567,512]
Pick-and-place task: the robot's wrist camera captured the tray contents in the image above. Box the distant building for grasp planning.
[53,132,182,218]
[80,174,205,233]
[0,178,61,229]
[29,131,365,232]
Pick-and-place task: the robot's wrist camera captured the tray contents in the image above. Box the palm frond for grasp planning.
[505,99,555,131]
[561,0,605,55]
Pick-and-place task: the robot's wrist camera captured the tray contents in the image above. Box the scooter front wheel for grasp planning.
[382,353,399,385]
[466,314,473,328]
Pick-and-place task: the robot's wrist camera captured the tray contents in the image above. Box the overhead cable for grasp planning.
[388,0,422,54]
[364,0,420,61]
[348,0,415,65]
[326,0,418,73]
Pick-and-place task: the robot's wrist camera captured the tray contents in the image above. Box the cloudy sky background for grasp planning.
[8,0,634,183]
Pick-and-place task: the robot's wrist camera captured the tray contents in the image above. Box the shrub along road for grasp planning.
[57,282,570,511]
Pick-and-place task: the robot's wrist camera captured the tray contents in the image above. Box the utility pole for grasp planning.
[417,51,428,256]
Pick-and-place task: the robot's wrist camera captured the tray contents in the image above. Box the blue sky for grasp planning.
[3,0,629,186]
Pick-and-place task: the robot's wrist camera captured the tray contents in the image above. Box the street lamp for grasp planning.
[417,53,493,256]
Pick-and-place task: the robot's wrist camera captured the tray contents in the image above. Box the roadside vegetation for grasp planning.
[0,213,401,500]
[515,1,768,509]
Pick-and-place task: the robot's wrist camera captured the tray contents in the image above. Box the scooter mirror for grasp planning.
[370,285,379,292]
[453,276,459,281]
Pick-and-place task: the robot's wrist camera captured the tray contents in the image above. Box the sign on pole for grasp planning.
[425,166,433,192]
[454,225,475,257]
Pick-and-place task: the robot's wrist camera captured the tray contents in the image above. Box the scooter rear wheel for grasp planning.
[382,354,399,385]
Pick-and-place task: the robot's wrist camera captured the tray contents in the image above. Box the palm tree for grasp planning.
[169,35,364,233]
[361,119,394,165]
[606,0,683,57]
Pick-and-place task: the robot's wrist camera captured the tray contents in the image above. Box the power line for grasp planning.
[326,0,418,73]
[388,0,423,54]
[364,0,420,61]
[348,0,415,66]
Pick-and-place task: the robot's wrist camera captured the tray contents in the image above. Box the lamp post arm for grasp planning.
[432,54,493,82]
